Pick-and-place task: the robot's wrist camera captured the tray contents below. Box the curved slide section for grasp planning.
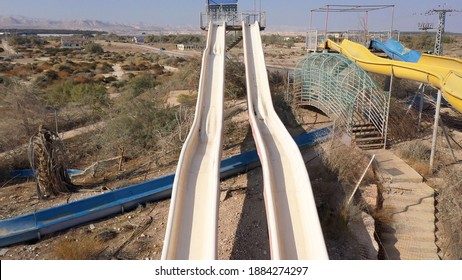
[371,38,462,71]
[161,22,226,260]
[418,53,462,73]
[243,22,328,260]
[327,39,462,113]
[370,39,421,63]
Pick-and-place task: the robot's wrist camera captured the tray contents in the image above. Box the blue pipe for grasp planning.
[9,169,82,178]
[0,126,332,248]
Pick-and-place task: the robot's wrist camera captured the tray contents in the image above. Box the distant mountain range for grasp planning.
[0,15,309,35]
[0,15,199,34]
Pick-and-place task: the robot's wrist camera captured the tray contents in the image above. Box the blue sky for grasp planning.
[0,0,461,32]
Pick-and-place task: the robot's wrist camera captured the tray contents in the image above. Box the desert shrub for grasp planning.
[35,70,59,87]
[43,47,73,56]
[57,70,71,79]
[112,80,128,88]
[442,35,456,44]
[121,62,137,71]
[387,97,423,142]
[95,62,113,74]
[397,140,431,162]
[0,63,14,72]
[436,165,462,259]
[225,61,246,99]
[72,83,108,109]
[46,81,74,106]
[85,43,104,54]
[319,139,375,188]
[0,80,50,152]
[177,93,197,106]
[409,33,434,52]
[8,64,35,79]
[53,235,104,260]
[72,73,93,83]
[46,81,108,110]
[151,64,164,75]
[0,75,13,85]
[126,75,158,97]
[158,58,200,93]
[105,99,180,156]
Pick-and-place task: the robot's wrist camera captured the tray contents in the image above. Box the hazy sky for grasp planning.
[1,0,461,32]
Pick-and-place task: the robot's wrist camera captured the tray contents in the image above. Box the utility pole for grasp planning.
[424,7,461,56]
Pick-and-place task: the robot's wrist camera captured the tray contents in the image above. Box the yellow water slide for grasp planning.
[326,39,462,113]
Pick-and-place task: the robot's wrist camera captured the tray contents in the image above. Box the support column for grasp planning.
[383,71,393,149]
[440,119,458,163]
[429,90,442,173]
[324,5,330,44]
[418,84,425,132]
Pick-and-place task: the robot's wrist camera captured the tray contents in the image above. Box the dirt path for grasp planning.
[112,64,124,80]
[1,39,17,55]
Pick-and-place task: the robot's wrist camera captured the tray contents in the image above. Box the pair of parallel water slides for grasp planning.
[162,22,328,260]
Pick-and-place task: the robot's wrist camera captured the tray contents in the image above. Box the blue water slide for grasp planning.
[370,38,422,63]
[0,126,332,248]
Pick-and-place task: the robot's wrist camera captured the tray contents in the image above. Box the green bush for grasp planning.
[35,70,59,86]
[47,81,108,110]
[0,76,12,85]
[126,75,158,97]
[85,43,104,54]
[106,99,179,154]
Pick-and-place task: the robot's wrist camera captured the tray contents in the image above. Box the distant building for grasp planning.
[176,44,202,51]
[133,36,145,44]
[61,38,92,48]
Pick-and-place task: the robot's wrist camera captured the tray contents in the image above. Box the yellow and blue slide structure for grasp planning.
[327,38,462,113]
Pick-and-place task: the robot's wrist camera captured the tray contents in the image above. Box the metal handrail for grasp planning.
[200,11,266,29]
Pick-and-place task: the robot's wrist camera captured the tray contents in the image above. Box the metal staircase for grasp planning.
[352,117,384,149]
[226,33,242,51]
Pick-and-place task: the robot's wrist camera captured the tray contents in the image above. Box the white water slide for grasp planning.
[242,22,328,259]
[162,22,226,260]
[162,21,327,260]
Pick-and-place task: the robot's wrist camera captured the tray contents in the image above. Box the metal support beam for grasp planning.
[324,5,330,42]
[383,71,393,149]
[429,90,442,173]
[439,119,458,163]
[418,84,425,132]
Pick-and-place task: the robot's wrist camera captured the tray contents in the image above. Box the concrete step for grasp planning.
[357,143,385,150]
[369,150,423,183]
[371,149,438,260]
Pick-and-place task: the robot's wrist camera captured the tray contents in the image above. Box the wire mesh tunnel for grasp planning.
[293,53,389,138]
